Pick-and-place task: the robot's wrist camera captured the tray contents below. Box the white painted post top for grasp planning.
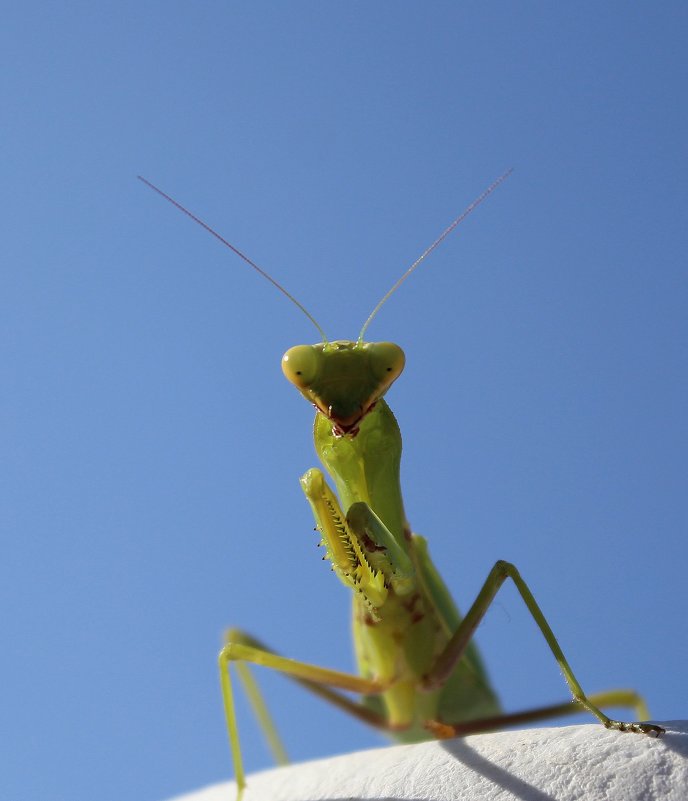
[169,721,687,801]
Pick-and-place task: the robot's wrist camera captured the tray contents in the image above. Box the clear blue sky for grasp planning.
[2,3,687,801]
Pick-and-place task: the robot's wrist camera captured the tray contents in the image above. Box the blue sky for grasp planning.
[2,3,687,801]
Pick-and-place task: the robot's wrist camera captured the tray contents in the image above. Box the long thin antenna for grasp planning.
[137,176,328,342]
[358,168,513,342]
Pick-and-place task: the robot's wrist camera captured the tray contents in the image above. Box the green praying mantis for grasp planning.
[138,173,664,799]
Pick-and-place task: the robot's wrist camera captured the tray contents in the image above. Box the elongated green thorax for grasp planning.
[313,400,406,543]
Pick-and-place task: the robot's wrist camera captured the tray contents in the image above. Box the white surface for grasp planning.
[169,721,687,801]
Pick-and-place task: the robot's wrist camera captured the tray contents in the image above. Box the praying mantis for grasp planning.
[138,173,663,800]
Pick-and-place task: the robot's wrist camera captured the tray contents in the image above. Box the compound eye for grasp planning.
[282,345,319,389]
[368,342,405,385]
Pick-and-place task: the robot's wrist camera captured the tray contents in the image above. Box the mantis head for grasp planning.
[282,341,405,435]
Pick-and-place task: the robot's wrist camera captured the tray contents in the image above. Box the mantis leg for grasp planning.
[421,560,664,738]
[232,658,289,766]
[219,630,391,799]
[226,628,394,745]
[426,689,655,738]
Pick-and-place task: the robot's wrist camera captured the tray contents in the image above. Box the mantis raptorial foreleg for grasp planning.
[420,560,662,737]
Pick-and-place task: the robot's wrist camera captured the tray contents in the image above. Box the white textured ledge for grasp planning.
[170,721,687,801]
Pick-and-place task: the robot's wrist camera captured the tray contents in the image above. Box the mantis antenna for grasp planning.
[137,176,329,343]
[357,168,514,343]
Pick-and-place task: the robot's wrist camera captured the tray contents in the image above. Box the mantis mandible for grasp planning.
[138,173,663,799]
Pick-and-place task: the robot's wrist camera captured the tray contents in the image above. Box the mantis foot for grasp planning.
[605,720,665,737]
